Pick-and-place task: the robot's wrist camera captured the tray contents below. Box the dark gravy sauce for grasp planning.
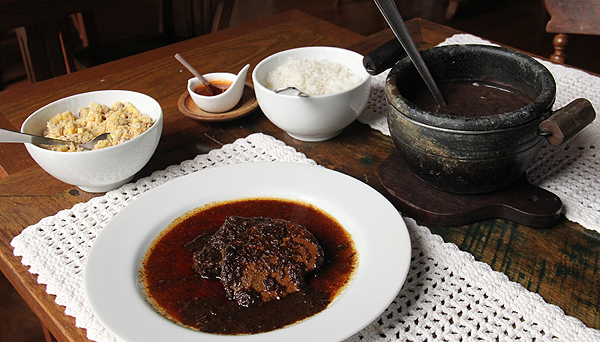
[140,198,357,335]
[193,79,232,96]
[409,81,535,116]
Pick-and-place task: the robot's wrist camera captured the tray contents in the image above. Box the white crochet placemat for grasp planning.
[11,133,600,341]
[358,33,600,234]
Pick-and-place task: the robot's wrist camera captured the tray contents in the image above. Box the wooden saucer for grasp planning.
[177,83,258,122]
[378,152,563,228]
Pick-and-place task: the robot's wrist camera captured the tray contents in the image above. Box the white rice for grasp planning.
[265,57,363,95]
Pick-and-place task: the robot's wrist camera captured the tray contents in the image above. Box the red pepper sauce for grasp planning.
[193,79,232,96]
[140,197,357,335]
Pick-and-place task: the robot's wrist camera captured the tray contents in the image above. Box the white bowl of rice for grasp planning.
[252,46,371,141]
[21,90,163,193]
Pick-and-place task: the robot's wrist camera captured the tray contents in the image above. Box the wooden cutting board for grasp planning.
[378,152,563,228]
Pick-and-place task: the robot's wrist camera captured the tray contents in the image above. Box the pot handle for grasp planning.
[538,98,596,146]
[363,38,407,75]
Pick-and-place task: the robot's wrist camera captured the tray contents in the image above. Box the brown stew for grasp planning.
[193,79,232,96]
[409,80,535,116]
[140,198,357,335]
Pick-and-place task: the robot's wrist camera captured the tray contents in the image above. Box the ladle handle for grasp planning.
[174,53,213,89]
[373,0,446,106]
[363,37,406,75]
[538,98,596,146]
[0,128,71,146]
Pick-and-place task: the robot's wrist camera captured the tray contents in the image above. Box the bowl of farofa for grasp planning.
[21,90,163,193]
[252,46,371,141]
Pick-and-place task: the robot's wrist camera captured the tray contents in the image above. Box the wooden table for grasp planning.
[0,10,598,342]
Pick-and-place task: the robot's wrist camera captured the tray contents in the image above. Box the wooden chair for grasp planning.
[4,0,235,85]
[0,0,125,84]
[545,0,600,64]
[13,16,80,83]
[195,0,236,35]
[75,0,236,68]
[445,0,464,20]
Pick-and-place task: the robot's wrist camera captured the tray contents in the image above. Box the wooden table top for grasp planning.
[0,10,598,341]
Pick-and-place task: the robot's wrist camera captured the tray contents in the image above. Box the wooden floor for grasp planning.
[1,0,599,341]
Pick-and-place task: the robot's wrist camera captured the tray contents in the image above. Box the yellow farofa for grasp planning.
[43,101,154,152]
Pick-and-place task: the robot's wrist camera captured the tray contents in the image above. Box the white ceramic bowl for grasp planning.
[21,90,163,193]
[252,46,371,141]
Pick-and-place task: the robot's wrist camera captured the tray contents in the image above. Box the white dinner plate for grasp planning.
[85,162,411,341]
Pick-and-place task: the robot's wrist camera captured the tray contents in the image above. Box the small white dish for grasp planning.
[187,64,250,113]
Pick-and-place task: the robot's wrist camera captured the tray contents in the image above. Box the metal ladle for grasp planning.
[274,86,310,97]
[0,128,110,150]
[373,0,446,107]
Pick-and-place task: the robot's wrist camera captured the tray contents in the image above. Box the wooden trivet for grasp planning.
[378,152,563,228]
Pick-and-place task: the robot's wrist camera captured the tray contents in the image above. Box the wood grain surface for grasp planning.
[0,11,598,342]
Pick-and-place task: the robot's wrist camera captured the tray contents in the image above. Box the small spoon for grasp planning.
[274,86,310,97]
[373,0,446,107]
[0,128,110,151]
[174,53,215,95]
[78,132,111,150]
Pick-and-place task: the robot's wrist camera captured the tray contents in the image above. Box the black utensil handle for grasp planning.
[363,38,407,75]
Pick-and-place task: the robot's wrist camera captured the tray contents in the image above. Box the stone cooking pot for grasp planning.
[366,43,595,194]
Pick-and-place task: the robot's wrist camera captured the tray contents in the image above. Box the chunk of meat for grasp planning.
[191,216,260,278]
[191,216,324,307]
